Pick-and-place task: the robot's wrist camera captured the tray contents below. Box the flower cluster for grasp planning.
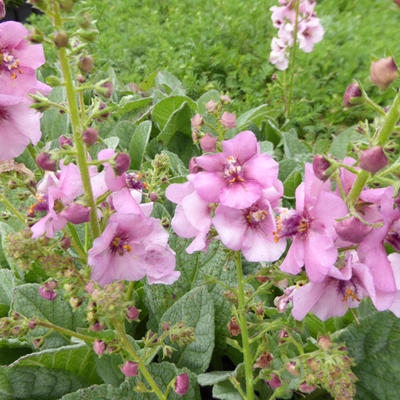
[0,21,50,160]
[167,130,286,263]
[269,0,324,70]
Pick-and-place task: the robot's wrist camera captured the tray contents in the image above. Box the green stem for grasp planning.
[52,2,100,239]
[285,0,301,119]
[113,319,166,400]
[38,320,95,343]
[234,251,254,400]
[0,193,25,223]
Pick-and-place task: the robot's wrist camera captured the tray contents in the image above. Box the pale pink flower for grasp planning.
[269,37,289,71]
[0,94,42,161]
[298,18,324,53]
[189,131,281,209]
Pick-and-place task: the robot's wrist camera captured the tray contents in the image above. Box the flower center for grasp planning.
[125,172,147,190]
[274,209,310,241]
[224,156,245,184]
[0,107,9,122]
[1,50,23,80]
[246,208,268,225]
[110,234,132,256]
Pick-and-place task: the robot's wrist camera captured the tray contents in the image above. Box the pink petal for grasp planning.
[222,131,258,164]
[190,171,226,203]
[165,182,194,203]
[195,153,225,172]
[244,153,279,187]
[292,282,326,320]
[280,237,304,275]
[220,181,261,209]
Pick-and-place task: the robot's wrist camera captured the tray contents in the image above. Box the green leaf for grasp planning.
[129,121,152,170]
[155,71,186,96]
[11,284,87,349]
[0,269,16,307]
[10,343,101,385]
[236,105,272,131]
[159,286,215,373]
[196,89,220,114]
[329,127,367,160]
[198,370,237,386]
[95,353,124,386]
[283,169,302,198]
[156,102,193,146]
[41,87,68,141]
[0,339,31,365]
[117,96,152,117]
[212,380,242,400]
[259,141,275,157]
[152,96,195,131]
[0,365,86,400]
[109,121,136,150]
[340,310,400,400]
[103,136,120,151]
[282,130,311,160]
[60,362,200,400]
[162,150,189,177]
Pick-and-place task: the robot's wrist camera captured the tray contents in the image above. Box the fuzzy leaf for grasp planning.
[0,269,16,307]
[129,120,152,169]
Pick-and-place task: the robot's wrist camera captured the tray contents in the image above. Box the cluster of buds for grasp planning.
[269,0,324,70]
[163,321,195,348]
[140,153,169,201]
[0,313,36,340]
[191,94,236,152]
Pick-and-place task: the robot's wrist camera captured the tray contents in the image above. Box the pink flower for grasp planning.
[0,94,42,161]
[278,164,348,282]
[298,18,324,53]
[175,373,189,396]
[189,131,280,209]
[166,182,212,254]
[291,252,377,321]
[213,191,286,262]
[88,189,179,286]
[266,374,282,389]
[388,253,400,317]
[269,37,289,71]
[0,21,49,96]
[120,361,138,377]
[219,112,236,129]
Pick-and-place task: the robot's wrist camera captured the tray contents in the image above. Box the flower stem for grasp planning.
[0,193,25,224]
[52,2,100,238]
[285,0,301,119]
[234,251,254,400]
[38,320,95,343]
[112,319,166,400]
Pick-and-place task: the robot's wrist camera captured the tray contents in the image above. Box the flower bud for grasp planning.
[53,31,69,48]
[0,0,4,19]
[59,135,73,148]
[120,361,139,377]
[220,95,232,104]
[278,328,289,344]
[28,319,37,330]
[115,153,130,175]
[205,100,218,113]
[78,55,94,74]
[286,361,300,376]
[28,27,44,44]
[61,203,90,225]
[82,127,98,146]
[69,297,83,308]
[370,57,398,90]
[39,286,57,301]
[200,133,217,153]
[126,306,139,321]
[228,317,241,337]
[318,335,332,350]
[90,321,105,332]
[191,114,203,130]
[36,152,56,172]
[312,155,331,181]
[254,352,273,369]
[175,373,189,395]
[59,0,74,11]
[61,236,71,250]
[162,322,170,331]
[299,382,316,393]
[334,216,372,243]
[343,83,362,107]
[76,11,92,29]
[219,112,236,129]
[395,0,400,6]
[149,192,158,202]
[93,340,106,355]
[265,374,281,389]
[33,337,44,348]
[101,81,113,98]
[359,146,389,174]
[189,157,202,174]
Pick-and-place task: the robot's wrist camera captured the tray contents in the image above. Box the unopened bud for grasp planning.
[286,361,300,376]
[299,382,316,393]
[265,374,281,389]
[28,319,37,329]
[359,146,389,174]
[219,112,236,129]
[334,216,372,243]
[162,322,170,331]
[200,133,217,153]
[93,339,106,355]
[53,31,69,48]
[370,57,398,90]
[69,297,83,308]
[191,114,203,130]
[28,28,44,43]
[33,337,44,348]
[59,0,74,11]
[82,127,98,146]
[115,153,130,175]
[76,11,91,29]
[228,317,241,337]
[61,203,90,224]
[253,352,273,369]
[100,81,113,98]
[120,361,139,377]
[61,236,71,249]
[175,373,189,396]
[205,100,218,113]
[220,95,232,104]
[39,286,57,301]
[36,152,56,171]
[312,155,331,181]
[278,329,289,344]
[149,192,158,202]
[90,321,105,332]
[126,306,139,321]
[343,83,362,107]
[318,335,332,350]
[78,29,98,42]
[78,55,94,73]
[59,135,73,147]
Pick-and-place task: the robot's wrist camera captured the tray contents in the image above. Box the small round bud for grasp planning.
[28,28,44,44]
[77,74,86,84]
[299,382,317,393]
[220,95,232,104]
[39,286,57,301]
[53,31,69,48]
[28,319,37,329]
[59,135,73,148]
[359,146,389,174]
[33,337,44,348]
[149,192,158,202]
[93,340,106,355]
[228,317,241,337]
[313,155,332,181]
[126,306,139,321]
[69,297,83,308]
[205,100,218,113]
[115,153,130,175]
[286,361,300,376]
[101,81,113,98]
[76,11,91,29]
[78,55,94,74]
[82,128,98,146]
[36,152,56,172]
[219,112,236,129]
[174,373,189,396]
[343,82,362,107]
[90,321,105,332]
[199,133,217,153]
[60,237,71,250]
[318,335,332,350]
[59,0,74,12]
[85,281,95,294]
[162,322,170,331]
[265,374,281,389]
[191,114,203,130]
[120,361,139,377]
[370,57,398,90]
